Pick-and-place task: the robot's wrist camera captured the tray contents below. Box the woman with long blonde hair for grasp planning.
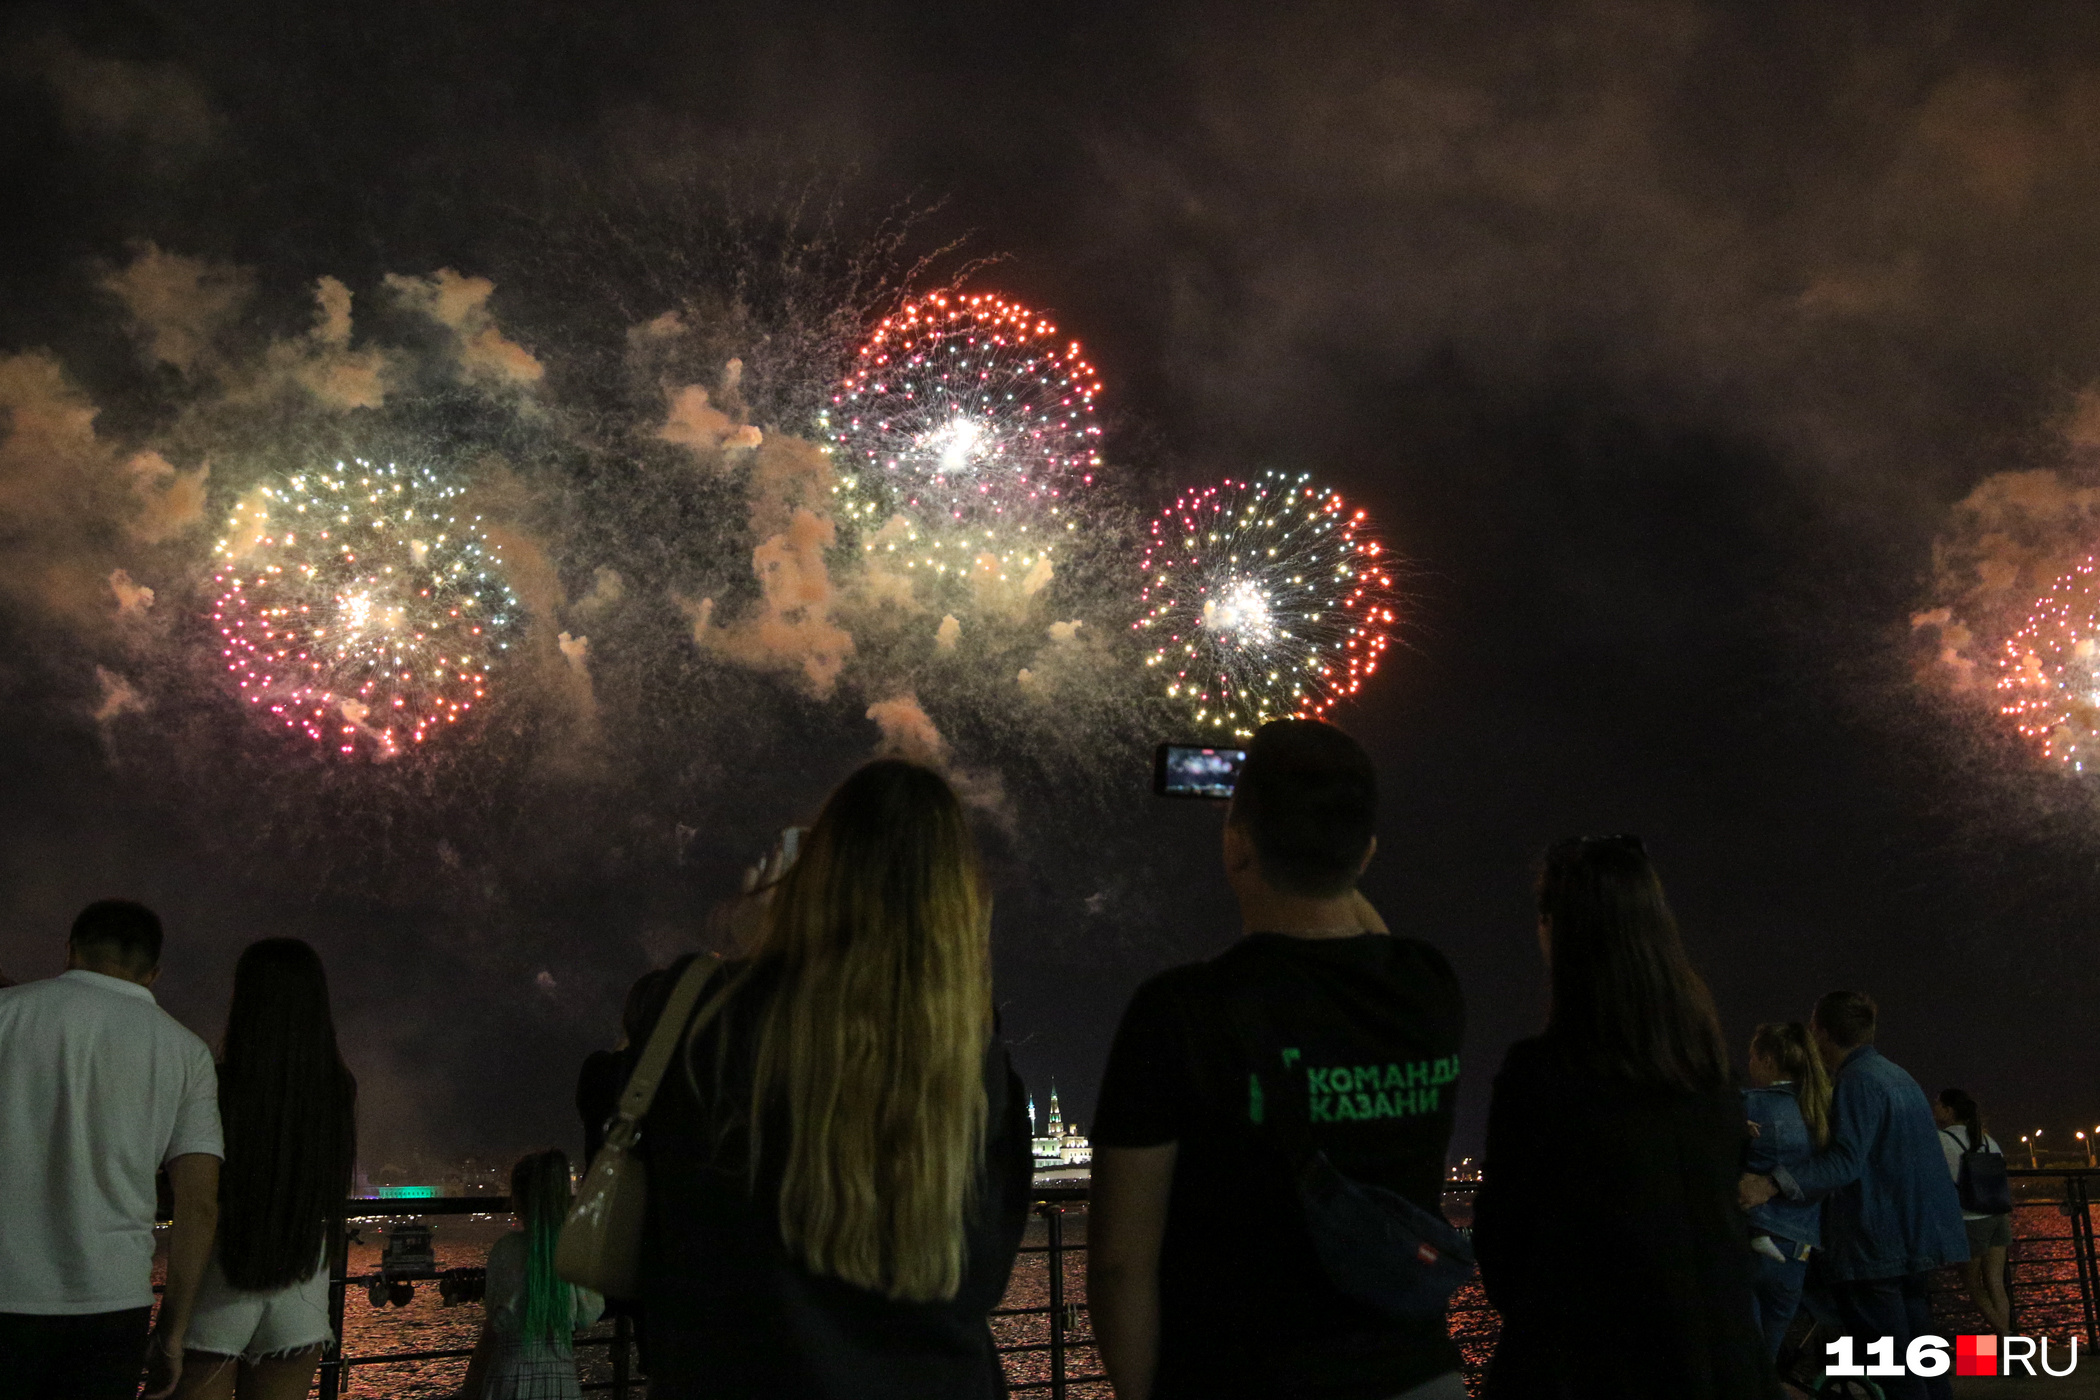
[1741,1021,1830,1359]
[635,760,1033,1398]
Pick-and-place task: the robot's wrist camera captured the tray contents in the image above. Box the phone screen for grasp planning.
[1153,743,1248,799]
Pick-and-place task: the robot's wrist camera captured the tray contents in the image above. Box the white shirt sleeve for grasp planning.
[164,1037,225,1163]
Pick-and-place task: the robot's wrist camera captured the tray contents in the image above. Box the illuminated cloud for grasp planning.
[91,666,147,725]
[384,269,543,387]
[659,385,763,456]
[126,451,209,543]
[571,566,625,620]
[102,243,252,374]
[259,277,389,410]
[682,508,855,696]
[558,631,591,676]
[867,693,946,765]
[108,569,153,617]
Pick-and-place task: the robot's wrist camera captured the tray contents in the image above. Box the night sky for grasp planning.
[6,0,2100,1172]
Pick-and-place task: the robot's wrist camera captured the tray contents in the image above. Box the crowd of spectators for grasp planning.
[0,719,2015,1400]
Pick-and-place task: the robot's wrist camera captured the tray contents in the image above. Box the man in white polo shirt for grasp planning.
[0,901,224,1400]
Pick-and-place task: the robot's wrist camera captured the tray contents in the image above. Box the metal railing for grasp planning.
[993,1187,1099,1395]
[279,1167,2100,1396]
[312,1188,1101,1400]
[1947,1167,2100,1346]
[318,1196,633,1400]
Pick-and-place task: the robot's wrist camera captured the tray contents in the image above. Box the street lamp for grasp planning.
[2081,1131,2093,1168]
[2024,1134,2036,1168]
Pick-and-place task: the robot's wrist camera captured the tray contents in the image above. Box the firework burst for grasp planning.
[823,291,1102,530]
[1136,472,1396,738]
[1997,554,2100,771]
[210,460,522,757]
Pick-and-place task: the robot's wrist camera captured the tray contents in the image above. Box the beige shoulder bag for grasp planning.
[555,954,725,1298]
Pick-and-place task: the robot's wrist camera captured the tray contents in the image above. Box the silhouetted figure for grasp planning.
[1091,718,1468,1400]
[577,970,672,1169]
[1741,1021,1830,1358]
[175,938,357,1400]
[459,1150,604,1399]
[1934,1088,2011,1337]
[0,901,223,1400]
[635,760,1032,1399]
[1475,838,1775,1400]
[1739,991,1967,1400]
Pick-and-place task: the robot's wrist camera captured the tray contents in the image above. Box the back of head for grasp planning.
[1939,1087,1984,1147]
[1539,837,1728,1092]
[621,968,672,1045]
[69,899,163,978]
[1228,719,1377,898]
[217,938,357,1291]
[510,1149,575,1341]
[752,758,991,1303]
[1814,989,1877,1051]
[1752,1021,1833,1148]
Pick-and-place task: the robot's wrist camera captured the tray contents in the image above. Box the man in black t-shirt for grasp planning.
[1090,720,1467,1400]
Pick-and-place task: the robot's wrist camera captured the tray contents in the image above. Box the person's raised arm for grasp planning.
[1090,1143,1178,1400]
[143,1153,219,1400]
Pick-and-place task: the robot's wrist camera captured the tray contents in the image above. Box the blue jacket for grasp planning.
[1771,1045,1968,1280]
[1742,1084,1820,1249]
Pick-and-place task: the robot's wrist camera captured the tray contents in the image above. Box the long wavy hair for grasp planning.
[510,1150,575,1341]
[1752,1021,1833,1149]
[1538,836,1729,1092]
[216,938,358,1290]
[715,760,993,1303]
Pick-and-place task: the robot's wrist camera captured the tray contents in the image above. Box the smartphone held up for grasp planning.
[1153,743,1248,800]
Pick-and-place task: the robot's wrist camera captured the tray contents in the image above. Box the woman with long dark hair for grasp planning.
[1473,837,1775,1399]
[457,1149,604,1399]
[634,759,1033,1398]
[174,939,356,1400]
[1935,1088,2011,1335]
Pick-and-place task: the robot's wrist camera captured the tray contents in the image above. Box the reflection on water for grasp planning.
[151,1192,2096,1398]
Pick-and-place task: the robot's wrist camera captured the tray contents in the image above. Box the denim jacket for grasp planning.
[1742,1083,1820,1249]
[1771,1045,1968,1280]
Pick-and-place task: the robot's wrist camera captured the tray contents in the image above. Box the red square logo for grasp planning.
[1956,1335,1997,1377]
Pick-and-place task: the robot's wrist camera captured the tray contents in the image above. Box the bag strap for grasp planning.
[612,955,723,1129]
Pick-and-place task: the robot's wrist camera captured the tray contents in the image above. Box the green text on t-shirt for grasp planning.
[1302,1055,1459,1123]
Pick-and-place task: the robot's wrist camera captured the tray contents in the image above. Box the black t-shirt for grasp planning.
[1092,932,1466,1400]
[634,957,1034,1400]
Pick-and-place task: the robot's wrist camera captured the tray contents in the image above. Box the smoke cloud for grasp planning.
[384,270,544,388]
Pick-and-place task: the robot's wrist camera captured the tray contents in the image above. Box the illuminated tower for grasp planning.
[1048,1084,1063,1138]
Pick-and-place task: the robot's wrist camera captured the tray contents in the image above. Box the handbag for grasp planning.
[1210,967,1476,1320]
[555,954,725,1297]
[1945,1125,2013,1217]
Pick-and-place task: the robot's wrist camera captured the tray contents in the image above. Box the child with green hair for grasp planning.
[458,1149,604,1399]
